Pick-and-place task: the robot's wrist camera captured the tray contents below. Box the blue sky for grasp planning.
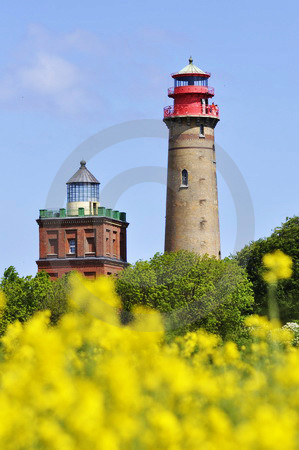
[0,0,298,276]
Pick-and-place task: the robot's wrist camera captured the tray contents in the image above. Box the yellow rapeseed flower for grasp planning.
[263,250,293,284]
[0,275,298,448]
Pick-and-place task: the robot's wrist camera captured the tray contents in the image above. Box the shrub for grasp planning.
[0,267,69,334]
[234,216,299,322]
[116,251,254,342]
[283,322,299,346]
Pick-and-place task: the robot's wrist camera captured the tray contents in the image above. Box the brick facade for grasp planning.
[164,117,221,257]
[36,216,129,279]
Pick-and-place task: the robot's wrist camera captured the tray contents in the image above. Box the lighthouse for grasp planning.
[36,161,129,279]
[164,58,221,258]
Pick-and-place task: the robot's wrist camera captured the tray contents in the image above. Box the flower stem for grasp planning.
[268,283,279,321]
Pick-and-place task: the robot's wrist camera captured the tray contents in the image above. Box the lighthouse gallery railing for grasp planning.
[164,104,220,119]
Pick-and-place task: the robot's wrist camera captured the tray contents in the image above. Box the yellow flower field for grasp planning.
[0,274,298,449]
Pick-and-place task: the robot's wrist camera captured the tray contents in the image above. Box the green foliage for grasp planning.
[0,268,70,334]
[39,273,70,325]
[234,216,299,322]
[116,251,254,342]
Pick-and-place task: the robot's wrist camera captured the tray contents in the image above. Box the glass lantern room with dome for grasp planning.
[67,160,100,203]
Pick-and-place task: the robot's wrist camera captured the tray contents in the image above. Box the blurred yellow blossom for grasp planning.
[0,275,296,448]
[263,250,293,283]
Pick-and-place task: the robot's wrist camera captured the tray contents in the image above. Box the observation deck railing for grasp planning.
[39,207,127,222]
[168,86,215,96]
[164,104,220,119]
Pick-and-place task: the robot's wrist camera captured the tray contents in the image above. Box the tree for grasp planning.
[0,268,70,334]
[39,273,70,325]
[234,216,299,322]
[116,251,254,342]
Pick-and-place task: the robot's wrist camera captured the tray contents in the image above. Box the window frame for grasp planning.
[68,238,76,255]
[181,169,189,188]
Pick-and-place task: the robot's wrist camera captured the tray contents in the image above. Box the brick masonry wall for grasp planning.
[37,259,126,280]
[164,116,221,258]
[36,216,128,278]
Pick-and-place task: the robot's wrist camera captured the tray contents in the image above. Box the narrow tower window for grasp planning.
[181,169,188,187]
[68,239,76,254]
[48,238,58,255]
[199,125,205,137]
[86,237,96,254]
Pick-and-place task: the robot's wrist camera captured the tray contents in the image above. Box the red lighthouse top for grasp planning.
[164,57,219,119]
[172,56,210,78]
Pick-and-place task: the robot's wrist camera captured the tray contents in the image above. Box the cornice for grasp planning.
[36,256,129,268]
[36,217,129,228]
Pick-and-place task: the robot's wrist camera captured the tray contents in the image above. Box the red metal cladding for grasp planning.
[171,72,211,78]
[164,104,219,119]
[164,64,219,120]
[168,86,215,97]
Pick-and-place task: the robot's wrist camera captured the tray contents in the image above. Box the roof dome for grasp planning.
[174,57,209,77]
[67,160,100,184]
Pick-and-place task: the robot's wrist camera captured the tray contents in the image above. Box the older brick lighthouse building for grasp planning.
[36,161,129,279]
[164,58,221,257]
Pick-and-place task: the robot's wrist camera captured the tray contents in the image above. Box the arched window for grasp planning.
[182,169,188,187]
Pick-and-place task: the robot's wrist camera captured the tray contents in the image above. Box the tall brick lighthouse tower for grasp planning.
[164,58,221,257]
